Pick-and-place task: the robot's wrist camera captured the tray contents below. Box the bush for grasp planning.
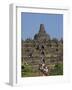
[21,64,34,77]
[49,63,63,75]
[21,64,33,72]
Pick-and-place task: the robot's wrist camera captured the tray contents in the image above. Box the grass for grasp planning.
[21,64,40,77]
[21,63,63,77]
[49,63,63,75]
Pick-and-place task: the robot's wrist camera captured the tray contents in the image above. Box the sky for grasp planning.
[21,12,63,40]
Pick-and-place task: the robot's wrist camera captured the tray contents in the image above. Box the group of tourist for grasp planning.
[39,63,48,76]
[39,44,48,76]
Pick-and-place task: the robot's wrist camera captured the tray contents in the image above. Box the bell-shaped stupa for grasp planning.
[34,24,50,41]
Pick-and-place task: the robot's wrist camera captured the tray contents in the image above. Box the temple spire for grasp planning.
[34,24,50,41]
[39,24,46,33]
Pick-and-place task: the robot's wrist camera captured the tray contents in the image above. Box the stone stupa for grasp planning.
[34,24,50,42]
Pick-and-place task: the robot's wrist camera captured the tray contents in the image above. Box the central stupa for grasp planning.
[34,24,50,41]
[39,24,46,33]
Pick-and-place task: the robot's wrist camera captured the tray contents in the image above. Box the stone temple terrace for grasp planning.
[21,24,63,77]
